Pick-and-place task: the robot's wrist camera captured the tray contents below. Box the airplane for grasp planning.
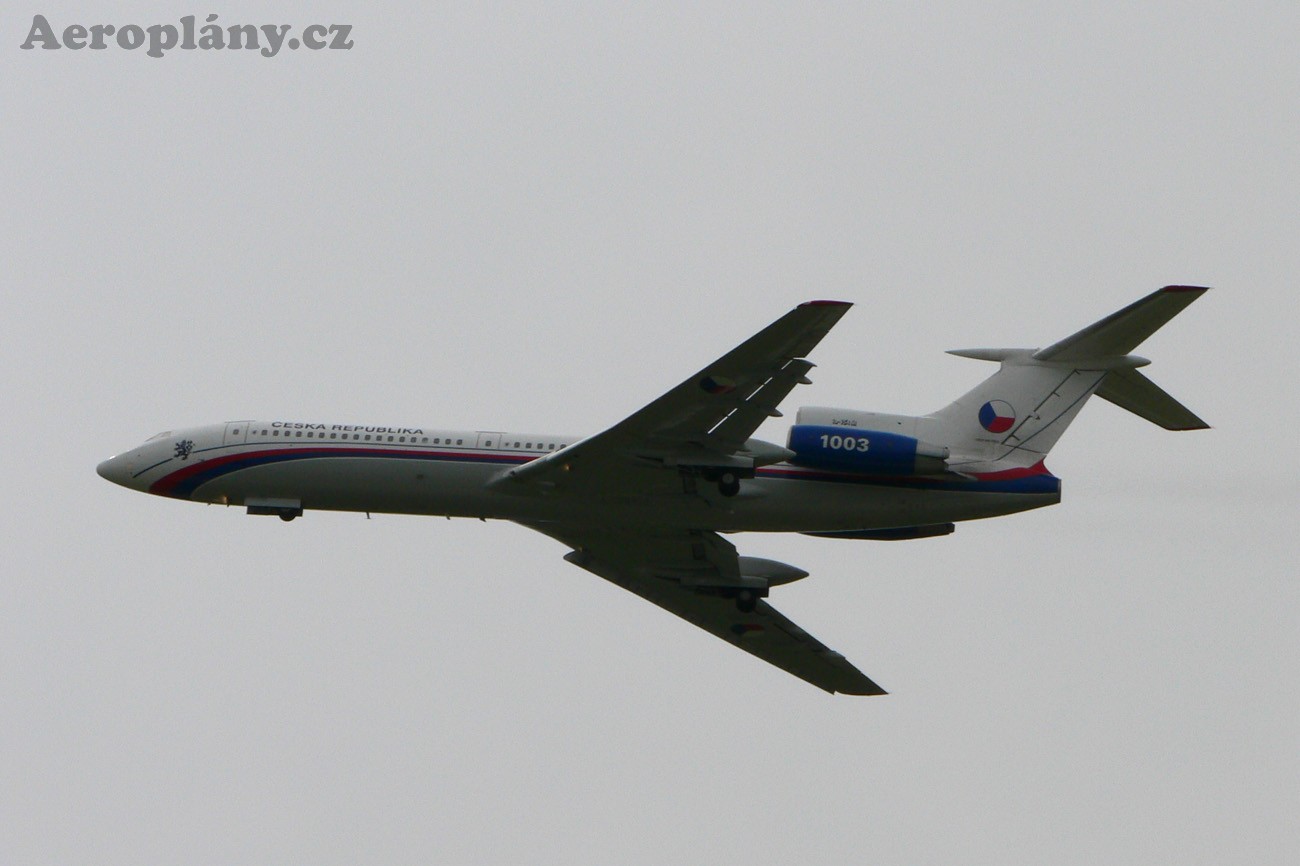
[97,286,1208,695]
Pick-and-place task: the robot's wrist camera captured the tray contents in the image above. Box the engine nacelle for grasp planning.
[786,424,950,476]
[678,557,807,594]
[737,556,809,587]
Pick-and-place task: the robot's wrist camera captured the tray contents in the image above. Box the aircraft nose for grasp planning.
[96,454,134,488]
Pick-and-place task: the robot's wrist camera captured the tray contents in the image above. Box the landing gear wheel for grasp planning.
[735,589,758,613]
[718,472,741,497]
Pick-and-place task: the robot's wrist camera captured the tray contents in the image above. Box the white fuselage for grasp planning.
[97,419,1061,532]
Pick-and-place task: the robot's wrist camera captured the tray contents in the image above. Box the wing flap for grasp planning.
[494,302,850,493]
[618,301,849,449]
[706,358,815,450]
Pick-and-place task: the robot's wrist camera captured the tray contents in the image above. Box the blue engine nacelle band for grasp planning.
[786,425,949,476]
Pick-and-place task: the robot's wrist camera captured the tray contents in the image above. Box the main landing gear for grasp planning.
[695,468,745,497]
[717,471,741,498]
[735,588,759,612]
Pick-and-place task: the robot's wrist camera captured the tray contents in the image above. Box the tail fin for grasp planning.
[929,286,1208,473]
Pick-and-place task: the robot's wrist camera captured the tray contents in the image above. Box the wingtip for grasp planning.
[838,684,889,697]
[834,671,889,696]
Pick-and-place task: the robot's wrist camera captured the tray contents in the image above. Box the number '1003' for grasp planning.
[819,434,870,452]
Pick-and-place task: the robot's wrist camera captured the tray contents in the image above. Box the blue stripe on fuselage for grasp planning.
[151,446,530,499]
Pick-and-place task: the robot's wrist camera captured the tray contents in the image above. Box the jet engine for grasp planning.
[786,424,950,475]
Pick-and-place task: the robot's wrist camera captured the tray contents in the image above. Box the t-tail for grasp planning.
[794,286,1209,478]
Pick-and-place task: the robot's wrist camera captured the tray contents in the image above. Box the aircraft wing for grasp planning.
[491,301,851,493]
[518,521,886,695]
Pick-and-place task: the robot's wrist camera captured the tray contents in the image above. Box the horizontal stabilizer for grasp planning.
[1035,285,1208,361]
[1095,367,1209,430]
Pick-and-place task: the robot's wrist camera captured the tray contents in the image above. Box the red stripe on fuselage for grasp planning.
[967,460,1051,480]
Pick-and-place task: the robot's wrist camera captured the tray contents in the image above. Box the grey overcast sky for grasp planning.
[3,3,1297,864]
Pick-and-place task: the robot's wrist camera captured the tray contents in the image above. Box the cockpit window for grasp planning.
[147,431,172,441]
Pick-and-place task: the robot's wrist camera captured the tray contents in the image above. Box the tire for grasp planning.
[719,473,740,497]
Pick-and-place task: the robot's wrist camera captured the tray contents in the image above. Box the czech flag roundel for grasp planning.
[699,374,737,395]
[979,400,1016,433]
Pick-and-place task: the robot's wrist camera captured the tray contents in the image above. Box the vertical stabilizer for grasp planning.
[928,286,1208,473]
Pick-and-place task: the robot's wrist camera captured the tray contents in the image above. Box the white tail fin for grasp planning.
[928,286,1208,473]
